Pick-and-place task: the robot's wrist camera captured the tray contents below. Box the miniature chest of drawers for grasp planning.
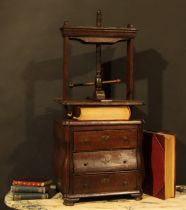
[54,120,144,205]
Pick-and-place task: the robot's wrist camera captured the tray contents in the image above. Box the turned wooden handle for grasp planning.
[69,79,122,88]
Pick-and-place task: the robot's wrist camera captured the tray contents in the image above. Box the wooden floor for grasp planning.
[5,191,186,210]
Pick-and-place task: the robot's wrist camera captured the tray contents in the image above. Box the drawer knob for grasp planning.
[101,135,110,141]
[123,160,127,164]
[84,162,88,166]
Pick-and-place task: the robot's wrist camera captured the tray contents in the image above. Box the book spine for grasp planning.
[11,185,47,193]
[12,181,44,186]
[13,193,48,201]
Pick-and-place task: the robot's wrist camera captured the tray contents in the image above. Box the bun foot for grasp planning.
[63,198,79,206]
[131,193,143,201]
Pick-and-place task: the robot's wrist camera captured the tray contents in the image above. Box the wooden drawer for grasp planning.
[73,149,137,174]
[74,128,137,152]
[73,171,138,194]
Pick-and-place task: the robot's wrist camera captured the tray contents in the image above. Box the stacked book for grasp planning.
[11,179,54,201]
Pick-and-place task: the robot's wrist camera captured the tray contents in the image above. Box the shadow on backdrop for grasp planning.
[3,59,62,209]
[105,48,167,131]
[6,47,115,191]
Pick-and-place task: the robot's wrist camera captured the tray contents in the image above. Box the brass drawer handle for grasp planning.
[83,139,89,143]
[122,180,128,186]
[101,135,110,141]
[83,183,88,188]
[101,177,110,184]
[122,136,128,141]
[101,157,111,164]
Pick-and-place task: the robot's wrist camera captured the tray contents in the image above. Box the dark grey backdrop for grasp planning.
[1,1,186,208]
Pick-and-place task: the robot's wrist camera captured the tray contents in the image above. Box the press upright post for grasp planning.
[95,10,105,100]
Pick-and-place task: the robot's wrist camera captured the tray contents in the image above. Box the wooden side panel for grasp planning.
[53,121,64,192]
[53,121,70,194]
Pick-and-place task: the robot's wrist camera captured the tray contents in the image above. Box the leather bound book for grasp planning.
[12,179,53,187]
[11,185,49,193]
[143,131,176,199]
[13,193,48,200]
[68,106,131,121]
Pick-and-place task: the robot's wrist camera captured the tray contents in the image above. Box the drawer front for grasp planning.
[73,149,137,174]
[74,128,137,152]
[73,171,138,194]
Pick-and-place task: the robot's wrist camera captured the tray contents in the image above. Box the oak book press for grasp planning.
[54,11,144,206]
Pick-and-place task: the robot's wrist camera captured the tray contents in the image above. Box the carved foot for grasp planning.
[135,195,143,201]
[63,198,79,206]
[131,193,143,201]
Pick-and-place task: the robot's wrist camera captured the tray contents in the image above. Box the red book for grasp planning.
[12,179,53,187]
[143,131,176,199]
